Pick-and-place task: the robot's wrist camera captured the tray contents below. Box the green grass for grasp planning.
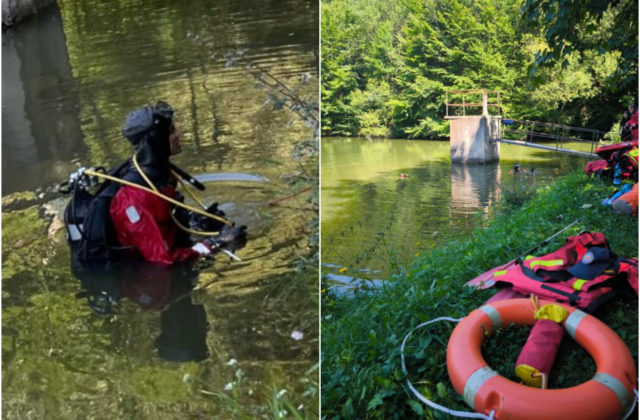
[321,171,638,419]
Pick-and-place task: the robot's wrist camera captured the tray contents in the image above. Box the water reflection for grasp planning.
[76,262,209,362]
[450,162,501,215]
[321,138,588,278]
[2,0,319,194]
[2,5,84,193]
[2,0,318,417]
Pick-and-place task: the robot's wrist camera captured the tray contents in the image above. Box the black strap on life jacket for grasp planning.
[520,265,564,283]
[539,284,582,305]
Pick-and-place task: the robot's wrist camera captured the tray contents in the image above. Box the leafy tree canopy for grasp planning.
[523,0,638,93]
[322,0,638,139]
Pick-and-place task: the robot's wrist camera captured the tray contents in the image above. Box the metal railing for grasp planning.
[445,89,502,118]
[443,89,602,157]
[496,119,602,158]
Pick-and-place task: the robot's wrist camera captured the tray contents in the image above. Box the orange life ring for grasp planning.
[447,298,637,420]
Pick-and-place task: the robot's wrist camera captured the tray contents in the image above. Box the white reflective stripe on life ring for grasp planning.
[479,305,502,330]
[592,372,631,413]
[564,309,588,339]
[463,366,498,409]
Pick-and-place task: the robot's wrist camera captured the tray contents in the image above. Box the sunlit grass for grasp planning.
[322,171,638,418]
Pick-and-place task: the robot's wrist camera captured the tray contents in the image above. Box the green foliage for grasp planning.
[500,170,537,208]
[523,0,638,94]
[322,0,638,138]
[214,47,320,284]
[321,171,638,418]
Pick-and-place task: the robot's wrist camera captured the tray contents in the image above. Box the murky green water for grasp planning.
[321,137,590,279]
[2,1,318,418]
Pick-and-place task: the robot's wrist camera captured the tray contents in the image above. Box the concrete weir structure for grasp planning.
[445,89,502,164]
[449,115,501,163]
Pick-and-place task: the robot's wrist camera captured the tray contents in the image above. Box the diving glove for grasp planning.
[191,224,247,257]
[189,202,227,233]
[212,224,248,252]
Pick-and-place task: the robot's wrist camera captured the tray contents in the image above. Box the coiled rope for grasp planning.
[400,316,496,419]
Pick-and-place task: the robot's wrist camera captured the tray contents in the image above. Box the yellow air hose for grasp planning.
[82,156,233,238]
[130,154,228,237]
[169,175,225,236]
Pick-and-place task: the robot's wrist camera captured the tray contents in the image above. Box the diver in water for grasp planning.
[63,101,247,269]
[63,101,248,362]
[111,101,246,265]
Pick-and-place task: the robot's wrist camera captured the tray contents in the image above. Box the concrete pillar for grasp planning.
[449,116,500,163]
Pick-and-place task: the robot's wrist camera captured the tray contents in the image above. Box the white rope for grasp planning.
[400,317,496,420]
[622,389,639,420]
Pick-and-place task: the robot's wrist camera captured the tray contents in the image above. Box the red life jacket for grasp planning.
[595,140,638,160]
[584,159,609,177]
[593,141,638,180]
[492,232,638,312]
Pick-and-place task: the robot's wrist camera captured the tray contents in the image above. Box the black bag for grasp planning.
[62,161,132,270]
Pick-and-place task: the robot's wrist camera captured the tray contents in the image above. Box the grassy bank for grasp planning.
[321,171,638,419]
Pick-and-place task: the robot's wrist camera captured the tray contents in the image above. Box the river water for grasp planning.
[321,137,591,281]
[2,1,318,418]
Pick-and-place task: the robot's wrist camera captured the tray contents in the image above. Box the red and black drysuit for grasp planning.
[110,172,199,266]
[110,108,198,266]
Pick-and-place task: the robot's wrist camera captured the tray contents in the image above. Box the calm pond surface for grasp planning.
[321,137,591,280]
[2,1,318,418]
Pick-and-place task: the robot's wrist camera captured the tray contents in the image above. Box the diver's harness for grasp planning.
[59,155,237,264]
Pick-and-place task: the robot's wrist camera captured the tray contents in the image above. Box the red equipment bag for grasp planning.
[515,319,564,388]
[514,299,569,388]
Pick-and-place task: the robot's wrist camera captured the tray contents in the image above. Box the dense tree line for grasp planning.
[321,0,638,139]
